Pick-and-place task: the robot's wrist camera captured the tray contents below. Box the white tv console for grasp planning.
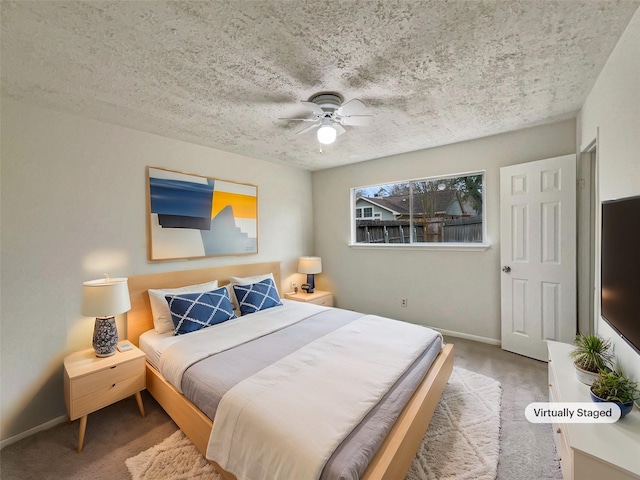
[547,341,640,480]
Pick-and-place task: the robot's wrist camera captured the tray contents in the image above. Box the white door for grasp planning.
[500,155,577,361]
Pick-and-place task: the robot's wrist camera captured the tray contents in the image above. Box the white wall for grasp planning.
[577,9,640,381]
[0,99,314,443]
[312,120,576,342]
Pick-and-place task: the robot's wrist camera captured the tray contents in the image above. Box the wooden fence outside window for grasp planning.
[355,216,483,244]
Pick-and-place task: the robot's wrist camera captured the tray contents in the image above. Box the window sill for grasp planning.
[348,242,491,252]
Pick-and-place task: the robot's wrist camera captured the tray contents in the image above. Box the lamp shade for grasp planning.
[298,256,322,274]
[81,276,131,318]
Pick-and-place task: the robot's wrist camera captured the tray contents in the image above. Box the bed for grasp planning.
[126,262,454,480]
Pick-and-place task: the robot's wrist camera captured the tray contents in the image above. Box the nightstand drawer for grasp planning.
[71,373,145,419]
[308,295,333,307]
[285,290,333,306]
[72,357,145,399]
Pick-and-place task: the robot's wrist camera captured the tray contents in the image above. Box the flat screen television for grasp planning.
[600,195,640,354]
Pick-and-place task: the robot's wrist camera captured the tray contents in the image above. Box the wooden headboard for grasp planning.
[126,262,281,346]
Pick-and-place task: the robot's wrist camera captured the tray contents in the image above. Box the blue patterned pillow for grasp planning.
[166,287,237,335]
[233,278,283,315]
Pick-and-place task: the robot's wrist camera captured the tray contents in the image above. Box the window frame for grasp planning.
[350,170,489,250]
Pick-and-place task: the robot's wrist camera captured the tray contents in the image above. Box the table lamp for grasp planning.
[298,256,322,294]
[81,275,131,357]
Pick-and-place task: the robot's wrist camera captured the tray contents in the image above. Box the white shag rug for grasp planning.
[126,366,501,480]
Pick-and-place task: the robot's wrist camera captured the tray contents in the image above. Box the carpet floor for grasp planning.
[126,367,500,480]
[0,336,563,480]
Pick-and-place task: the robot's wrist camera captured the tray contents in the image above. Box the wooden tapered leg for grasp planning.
[77,415,87,453]
[135,391,145,418]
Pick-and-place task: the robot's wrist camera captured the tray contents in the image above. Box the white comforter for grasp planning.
[207,313,442,480]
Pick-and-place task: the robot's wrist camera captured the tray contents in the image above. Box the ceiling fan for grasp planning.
[282,92,373,145]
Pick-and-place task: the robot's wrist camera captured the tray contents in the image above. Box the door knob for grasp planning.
[502,266,511,273]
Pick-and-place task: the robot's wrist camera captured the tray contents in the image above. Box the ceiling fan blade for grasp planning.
[339,115,373,127]
[336,98,369,117]
[296,123,321,136]
[300,101,325,116]
[334,123,346,136]
[278,117,318,122]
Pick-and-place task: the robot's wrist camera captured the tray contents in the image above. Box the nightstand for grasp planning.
[63,342,146,452]
[284,290,334,307]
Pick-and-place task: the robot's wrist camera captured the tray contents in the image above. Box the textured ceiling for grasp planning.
[1,1,638,171]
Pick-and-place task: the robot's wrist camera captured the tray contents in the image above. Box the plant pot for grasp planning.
[574,364,599,385]
[590,390,635,419]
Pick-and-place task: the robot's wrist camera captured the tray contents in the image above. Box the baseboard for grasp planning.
[434,328,501,346]
[0,414,68,450]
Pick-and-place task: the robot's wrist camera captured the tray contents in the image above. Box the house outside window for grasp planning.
[352,172,485,245]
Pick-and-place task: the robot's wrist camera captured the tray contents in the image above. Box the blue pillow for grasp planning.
[233,278,283,315]
[166,287,237,335]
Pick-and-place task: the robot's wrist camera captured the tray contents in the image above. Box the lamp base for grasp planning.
[306,273,316,293]
[93,316,118,357]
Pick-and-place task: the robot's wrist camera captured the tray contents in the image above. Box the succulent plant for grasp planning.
[590,369,640,404]
[569,334,614,373]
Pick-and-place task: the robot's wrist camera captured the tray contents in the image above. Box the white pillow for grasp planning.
[228,273,278,314]
[148,280,219,333]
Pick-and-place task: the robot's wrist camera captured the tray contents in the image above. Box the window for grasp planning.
[352,172,485,245]
[355,206,376,219]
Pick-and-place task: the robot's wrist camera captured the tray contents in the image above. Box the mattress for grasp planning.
[139,329,175,370]
[139,300,443,480]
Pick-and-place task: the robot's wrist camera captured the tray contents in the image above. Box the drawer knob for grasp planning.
[557,427,562,434]
[112,383,116,388]
[111,365,117,369]
[549,383,553,387]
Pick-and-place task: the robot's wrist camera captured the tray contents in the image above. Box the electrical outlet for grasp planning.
[291,282,297,289]
[401,298,408,307]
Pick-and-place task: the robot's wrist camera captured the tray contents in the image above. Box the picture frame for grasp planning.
[147,166,258,261]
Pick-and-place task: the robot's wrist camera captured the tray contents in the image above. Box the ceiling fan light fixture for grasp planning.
[317,123,337,144]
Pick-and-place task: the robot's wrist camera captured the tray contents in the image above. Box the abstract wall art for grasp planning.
[147,167,258,260]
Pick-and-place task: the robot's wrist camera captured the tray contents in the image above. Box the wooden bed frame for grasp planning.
[126,262,454,480]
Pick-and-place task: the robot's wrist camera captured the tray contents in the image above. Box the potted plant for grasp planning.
[568,334,614,385]
[590,369,640,419]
